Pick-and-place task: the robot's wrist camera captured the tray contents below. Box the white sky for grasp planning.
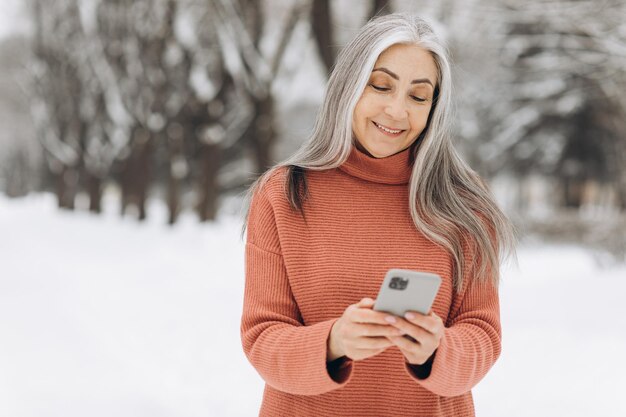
[0,0,29,40]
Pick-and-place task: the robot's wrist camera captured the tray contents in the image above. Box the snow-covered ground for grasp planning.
[1,193,625,417]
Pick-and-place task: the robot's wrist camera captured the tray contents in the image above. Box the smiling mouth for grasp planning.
[373,121,404,135]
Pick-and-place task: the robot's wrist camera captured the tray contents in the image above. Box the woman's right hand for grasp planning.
[327,297,404,362]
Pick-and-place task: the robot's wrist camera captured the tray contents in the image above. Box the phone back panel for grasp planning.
[373,269,442,316]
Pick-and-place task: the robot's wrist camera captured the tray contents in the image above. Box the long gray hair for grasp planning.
[241,13,516,291]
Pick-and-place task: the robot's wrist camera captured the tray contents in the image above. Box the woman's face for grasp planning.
[352,44,439,158]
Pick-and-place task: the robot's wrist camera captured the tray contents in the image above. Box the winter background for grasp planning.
[2,191,626,417]
[1,1,626,416]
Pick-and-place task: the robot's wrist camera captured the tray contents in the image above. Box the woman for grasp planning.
[240,12,516,417]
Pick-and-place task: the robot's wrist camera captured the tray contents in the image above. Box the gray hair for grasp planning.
[242,13,516,291]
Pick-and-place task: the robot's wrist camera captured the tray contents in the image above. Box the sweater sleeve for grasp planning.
[403,241,502,397]
[240,185,353,395]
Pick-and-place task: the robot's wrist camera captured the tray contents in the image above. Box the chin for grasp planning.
[368,144,405,158]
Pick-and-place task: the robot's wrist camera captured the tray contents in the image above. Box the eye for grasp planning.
[411,95,427,103]
[369,84,390,92]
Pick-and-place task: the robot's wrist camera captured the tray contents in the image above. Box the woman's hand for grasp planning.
[385,310,445,365]
[328,298,404,361]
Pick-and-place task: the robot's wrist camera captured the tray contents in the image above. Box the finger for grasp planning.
[403,311,442,334]
[387,317,431,343]
[351,308,398,325]
[387,334,420,350]
[355,336,395,349]
[354,323,404,338]
[356,297,375,308]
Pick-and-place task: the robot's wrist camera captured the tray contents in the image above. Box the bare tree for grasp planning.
[370,0,391,18]
[444,0,626,212]
[311,0,391,74]
[30,0,86,210]
[0,35,39,198]
[311,0,334,73]
[209,0,306,176]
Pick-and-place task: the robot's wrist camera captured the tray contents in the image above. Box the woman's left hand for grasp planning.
[384,310,445,365]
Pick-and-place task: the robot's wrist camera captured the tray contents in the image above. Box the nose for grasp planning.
[384,93,408,121]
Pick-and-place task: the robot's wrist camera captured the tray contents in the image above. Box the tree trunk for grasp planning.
[57,165,78,210]
[167,172,180,225]
[135,135,151,221]
[120,126,152,220]
[86,172,102,213]
[369,0,391,19]
[250,96,276,174]
[311,0,334,73]
[165,121,186,225]
[563,177,583,208]
[197,144,221,222]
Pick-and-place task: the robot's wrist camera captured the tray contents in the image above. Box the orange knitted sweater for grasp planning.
[241,144,501,417]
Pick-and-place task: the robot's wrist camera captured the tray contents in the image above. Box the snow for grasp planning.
[1,193,625,417]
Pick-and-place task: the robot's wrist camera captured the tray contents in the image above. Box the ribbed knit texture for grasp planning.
[241,144,501,417]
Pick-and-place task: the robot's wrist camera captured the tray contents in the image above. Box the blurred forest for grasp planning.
[0,0,625,257]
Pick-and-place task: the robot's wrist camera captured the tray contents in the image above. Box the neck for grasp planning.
[338,143,414,185]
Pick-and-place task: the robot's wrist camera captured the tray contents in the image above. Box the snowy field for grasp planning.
[1,192,625,417]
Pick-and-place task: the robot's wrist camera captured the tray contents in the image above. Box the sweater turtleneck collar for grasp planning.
[338,144,413,185]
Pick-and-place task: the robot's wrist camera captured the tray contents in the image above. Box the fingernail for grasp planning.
[405,313,415,320]
[385,316,396,323]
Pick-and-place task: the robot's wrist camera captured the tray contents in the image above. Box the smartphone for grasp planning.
[373,269,441,317]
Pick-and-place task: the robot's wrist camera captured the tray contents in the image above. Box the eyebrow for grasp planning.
[372,67,434,87]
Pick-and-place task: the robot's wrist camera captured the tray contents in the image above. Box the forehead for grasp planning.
[373,44,438,82]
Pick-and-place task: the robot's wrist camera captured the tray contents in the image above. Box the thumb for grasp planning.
[357,297,376,307]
